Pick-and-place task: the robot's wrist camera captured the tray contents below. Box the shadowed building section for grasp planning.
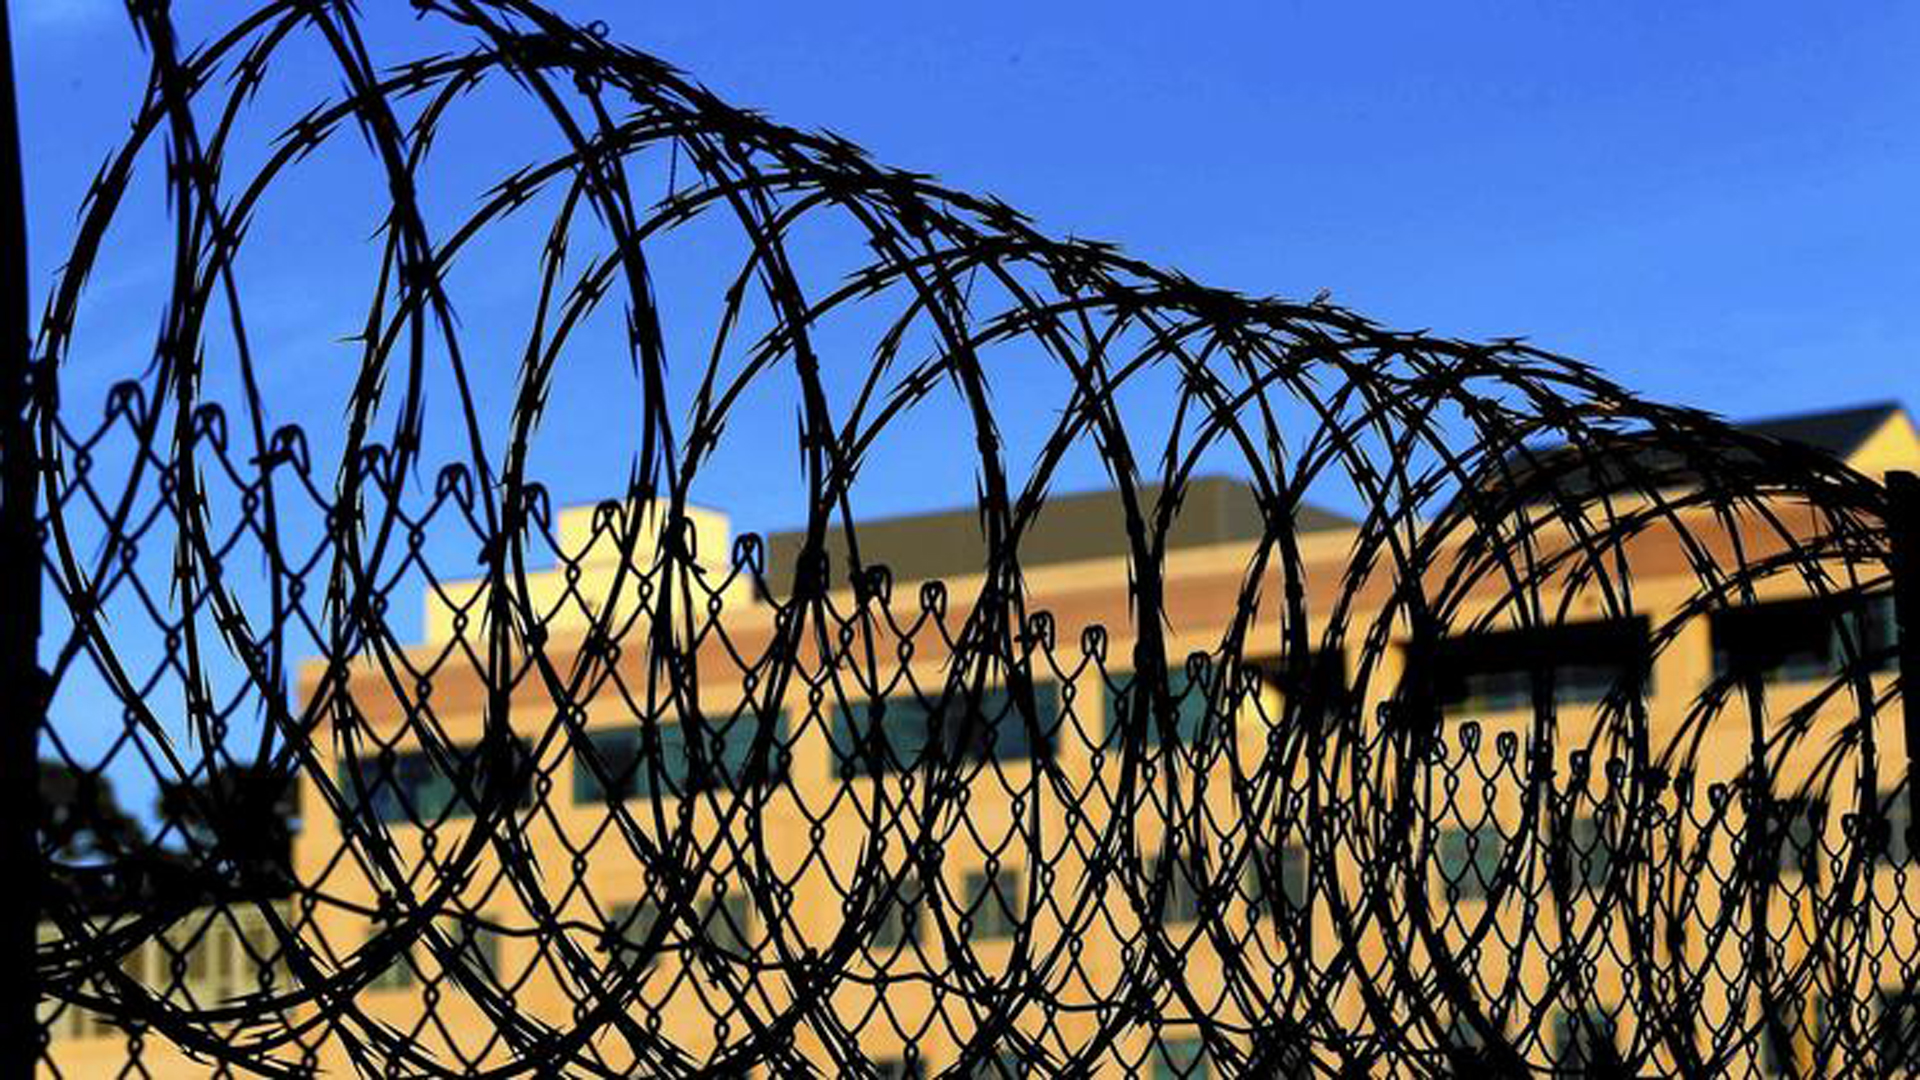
[1453,401,1920,515]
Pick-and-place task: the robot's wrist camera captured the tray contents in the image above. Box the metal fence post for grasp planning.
[1890,471,1920,860]
[0,0,41,1072]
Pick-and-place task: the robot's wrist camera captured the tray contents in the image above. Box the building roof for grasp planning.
[758,404,1906,589]
[764,476,1353,591]
[1450,401,1908,516]
[1737,401,1901,459]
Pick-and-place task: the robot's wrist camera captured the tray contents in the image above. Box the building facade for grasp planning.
[43,402,1920,1077]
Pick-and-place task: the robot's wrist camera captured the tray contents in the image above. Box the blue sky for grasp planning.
[13,0,1920,555]
[16,2,1920,514]
[11,0,1919,807]
[610,2,1920,413]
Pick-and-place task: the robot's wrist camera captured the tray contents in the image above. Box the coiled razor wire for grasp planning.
[23,1,1915,1076]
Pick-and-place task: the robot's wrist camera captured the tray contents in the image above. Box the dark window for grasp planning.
[340,738,533,825]
[1245,843,1309,921]
[964,868,1025,940]
[1105,667,1217,748]
[575,710,790,803]
[966,1053,1025,1079]
[1246,1037,1314,1079]
[1713,593,1898,685]
[1262,649,1352,724]
[1426,618,1652,715]
[1447,1007,1507,1071]
[576,726,674,803]
[606,900,663,972]
[1556,815,1614,893]
[1752,798,1822,884]
[875,1057,924,1080]
[1153,1037,1211,1080]
[834,699,933,778]
[1150,850,1206,924]
[708,711,793,790]
[435,915,498,979]
[871,879,922,950]
[832,682,1059,778]
[365,927,414,990]
[697,890,751,963]
[1874,792,1911,866]
[1881,990,1920,1077]
[1809,993,1832,1076]
[1665,917,1689,959]
[1553,1009,1619,1075]
[1761,996,1802,1077]
[1448,1008,1497,1053]
[1437,824,1505,901]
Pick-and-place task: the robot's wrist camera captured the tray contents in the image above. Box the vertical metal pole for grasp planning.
[0,0,40,1071]
[1891,472,1920,861]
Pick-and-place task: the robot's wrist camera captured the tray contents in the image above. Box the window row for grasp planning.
[366,915,506,990]
[1432,795,1915,902]
[337,591,1900,824]
[338,737,535,824]
[1435,593,1900,721]
[874,1038,1220,1080]
[41,907,291,1042]
[356,851,1309,994]
[858,846,1311,951]
[340,669,1273,824]
[1449,990,1920,1078]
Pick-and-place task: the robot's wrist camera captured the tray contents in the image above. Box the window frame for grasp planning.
[574,709,790,804]
[1424,617,1653,717]
[340,737,534,825]
[1436,823,1506,901]
[1149,849,1207,925]
[1152,1035,1211,1080]
[1712,592,1899,686]
[832,681,1060,779]
[606,898,665,973]
[1552,1007,1620,1075]
[963,867,1026,941]
[1881,988,1920,1077]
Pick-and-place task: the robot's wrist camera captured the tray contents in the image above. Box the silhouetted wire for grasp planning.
[24,1,1910,1076]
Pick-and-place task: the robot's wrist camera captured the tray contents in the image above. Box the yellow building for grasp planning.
[42,401,1920,1077]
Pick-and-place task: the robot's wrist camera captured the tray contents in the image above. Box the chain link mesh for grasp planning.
[23,1,1914,1076]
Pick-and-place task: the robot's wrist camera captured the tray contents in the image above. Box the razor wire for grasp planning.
[20,1,1917,1076]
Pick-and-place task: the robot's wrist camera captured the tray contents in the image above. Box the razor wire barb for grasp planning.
[19,0,1918,1076]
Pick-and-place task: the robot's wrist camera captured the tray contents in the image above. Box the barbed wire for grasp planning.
[24,1,1912,1076]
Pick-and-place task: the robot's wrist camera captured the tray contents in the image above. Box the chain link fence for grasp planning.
[16,1,1917,1076]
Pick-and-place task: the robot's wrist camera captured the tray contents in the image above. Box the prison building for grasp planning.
[41,401,1920,1077]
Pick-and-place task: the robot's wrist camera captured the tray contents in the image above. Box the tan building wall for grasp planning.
[44,409,1920,1077]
